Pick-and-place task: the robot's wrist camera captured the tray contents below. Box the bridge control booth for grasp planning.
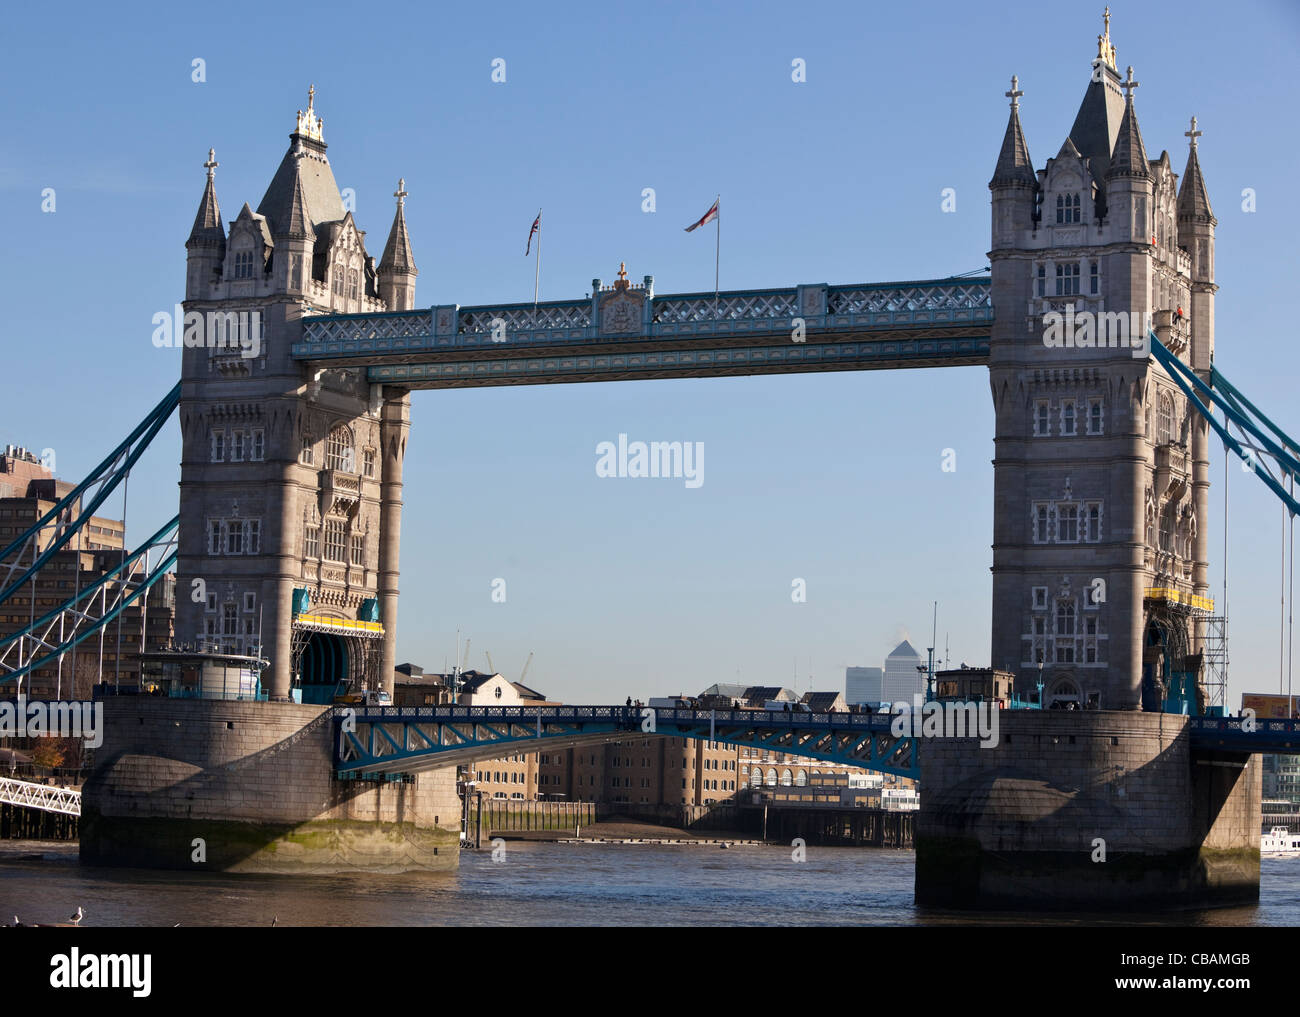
[124,649,270,701]
[933,667,1014,706]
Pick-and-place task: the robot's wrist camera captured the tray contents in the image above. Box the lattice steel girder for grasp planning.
[333,706,919,779]
[293,277,992,364]
[1189,716,1300,753]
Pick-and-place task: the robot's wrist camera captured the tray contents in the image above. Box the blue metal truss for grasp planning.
[0,382,180,605]
[1189,715,1300,754]
[334,706,919,780]
[291,276,993,388]
[0,516,178,685]
[1149,331,1300,515]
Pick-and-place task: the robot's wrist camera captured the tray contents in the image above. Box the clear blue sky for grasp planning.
[2,0,1298,705]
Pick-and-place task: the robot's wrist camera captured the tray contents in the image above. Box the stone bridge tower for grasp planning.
[177,89,416,702]
[987,16,1215,711]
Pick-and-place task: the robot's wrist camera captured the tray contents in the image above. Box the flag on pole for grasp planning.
[684,198,719,232]
[525,213,541,255]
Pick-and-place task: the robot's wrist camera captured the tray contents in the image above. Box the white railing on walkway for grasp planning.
[0,776,81,817]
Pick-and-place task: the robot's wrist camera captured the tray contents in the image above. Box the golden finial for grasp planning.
[295,84,324,142]
[617,262,628,283]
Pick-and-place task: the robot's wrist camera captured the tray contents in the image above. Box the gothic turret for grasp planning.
[378,179,418,311]
[989,76,1037,248]
[185,150,225,299]
[1103,66,1152,245]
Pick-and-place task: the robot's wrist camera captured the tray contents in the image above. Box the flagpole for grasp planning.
[533,208,542,325]
[714,195,720,320]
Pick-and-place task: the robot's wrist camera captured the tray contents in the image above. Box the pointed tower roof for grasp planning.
[1066,10,1126,181]
[990,76,1036,188]
[888,640,921,660]
[1177,116,1215,223]
[257,86,347,236]
[379,179,417,275]
[186,149,225,249]
[1107,66,1150,179]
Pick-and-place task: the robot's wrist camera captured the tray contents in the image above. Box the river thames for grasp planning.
[2,840,1298,926]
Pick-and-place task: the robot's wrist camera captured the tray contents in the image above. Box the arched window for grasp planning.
[1158,394,1175,445]
[765,768,777,787]
[750,767,761,788]
[233,250,255,279]
[333,270,344,296]
[349,269,359,300]
[1056,193,1081,224]
[780,768,793,787]
[795,769,807,786]
[326,426,354,471]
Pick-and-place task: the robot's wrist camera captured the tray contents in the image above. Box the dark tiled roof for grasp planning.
[257,135,346,236]
[990,107,1036,189]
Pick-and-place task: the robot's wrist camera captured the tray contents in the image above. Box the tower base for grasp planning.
[915,711,1259,910]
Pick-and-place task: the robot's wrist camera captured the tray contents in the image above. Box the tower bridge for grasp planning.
[5,14,1298,907]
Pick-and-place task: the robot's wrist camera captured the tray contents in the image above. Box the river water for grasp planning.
[2,840,1298,926]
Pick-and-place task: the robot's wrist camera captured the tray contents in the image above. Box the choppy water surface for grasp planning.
[1,840,1295,926]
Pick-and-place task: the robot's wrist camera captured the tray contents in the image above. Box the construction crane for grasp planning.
[459,638,471,676]
[484,651,495,675]
[519,651,534,686]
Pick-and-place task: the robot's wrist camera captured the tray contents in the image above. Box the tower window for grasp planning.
[1089,260,1099,295]
[300,435,314,466]
[1086,502,1102,542]
[304,526,320,559]
[350,533,364,566]
[251,429,265,461]
[233,251,255,279]
[349,270,359,301]
[1087,398,1104,435]
[333,271,344,296]
[1055,263,1080,296]
[247,519,260,554]
[226,520,244,555]
[1034,503,1051,544]
[1055,193,1081,224]
[1060,399,1077,436]
[1034,400,1051,436]
[326,426,354,472]
[230,429,245,462]
[1057,504,1079,543]
[1036,264,1046,298]
[210,430,225,463]
[324,518,347,562]
[1158,394,1175,445]
[363,448,376,478]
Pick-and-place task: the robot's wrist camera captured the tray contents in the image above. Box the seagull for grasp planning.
[10,915,19,927]
[69,906,83,926]
[271,915,278,927]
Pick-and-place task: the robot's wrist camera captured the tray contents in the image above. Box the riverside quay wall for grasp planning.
[81,699,460,873]
[915,711,1259,910]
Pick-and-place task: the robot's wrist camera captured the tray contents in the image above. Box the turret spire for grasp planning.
[379,176,416,282]
[990,75,1036,189]
[1178,116,1215,223]
[187,147,224,249]
[1107,66,1149,179]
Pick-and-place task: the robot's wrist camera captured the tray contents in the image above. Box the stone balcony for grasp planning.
[1155,442,1190,500]
[318,468,361,517]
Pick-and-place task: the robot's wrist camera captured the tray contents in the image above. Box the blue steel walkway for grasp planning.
[334,705,918,779]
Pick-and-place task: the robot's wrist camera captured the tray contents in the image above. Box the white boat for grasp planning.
[1261,826,1300,856]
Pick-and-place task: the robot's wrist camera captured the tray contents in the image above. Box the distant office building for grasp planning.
[845,666,884,705]
[883,640,924,702]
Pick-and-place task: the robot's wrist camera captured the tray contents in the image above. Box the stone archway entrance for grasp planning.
[1047,677,1080,709]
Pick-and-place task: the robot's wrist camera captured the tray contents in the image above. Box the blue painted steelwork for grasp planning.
[0,517,179,685]
[291,276,993,387]
[1188,715,1300,754]
[1149,331,1300,515]
[334,705,919,780]
[0,382,180,605]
